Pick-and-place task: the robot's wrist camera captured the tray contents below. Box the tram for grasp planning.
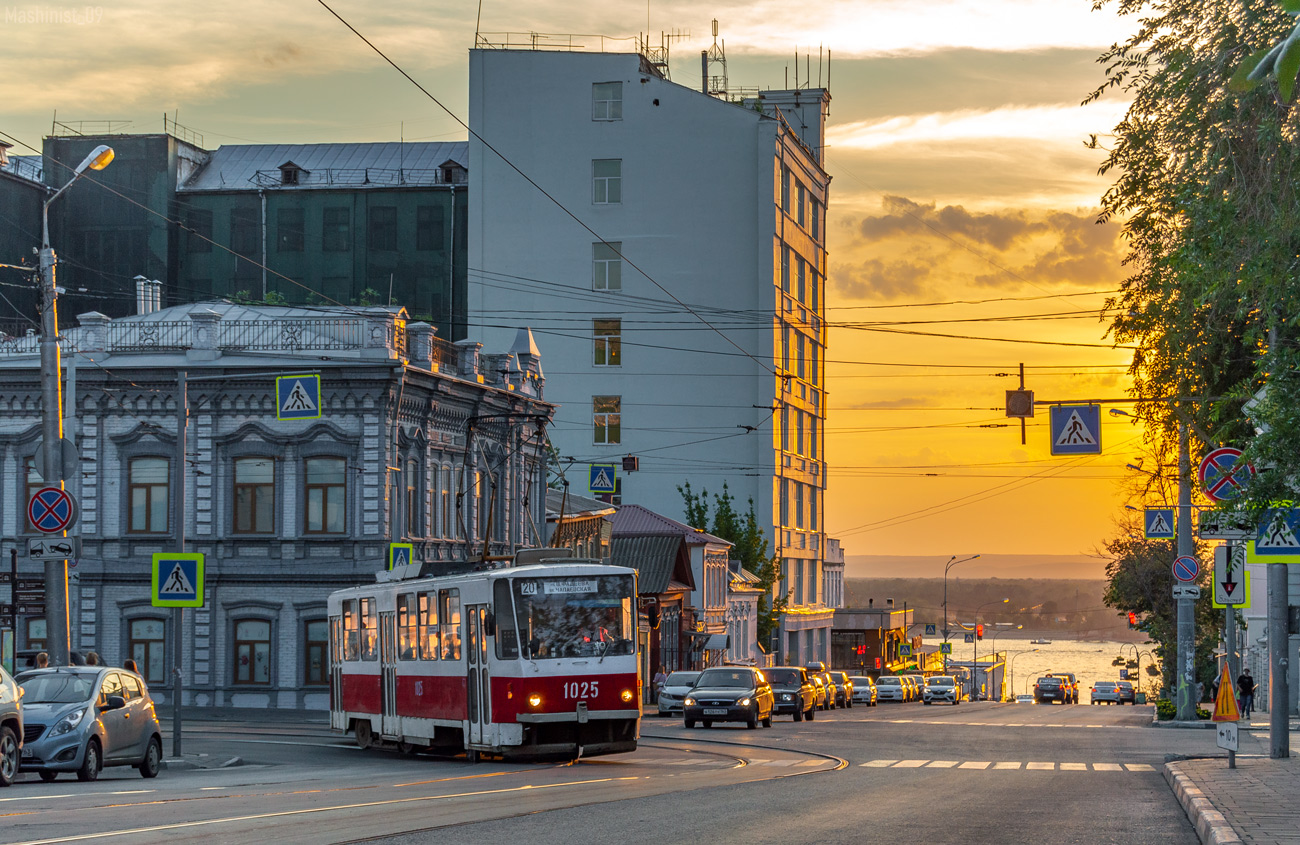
[327,551,641,760]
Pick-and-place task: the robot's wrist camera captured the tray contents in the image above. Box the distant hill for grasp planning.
[846,554,1106,581]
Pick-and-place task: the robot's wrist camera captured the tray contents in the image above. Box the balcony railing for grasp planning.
[216,318,366,352]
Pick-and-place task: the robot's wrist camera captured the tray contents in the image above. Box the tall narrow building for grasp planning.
[468,44,832,664]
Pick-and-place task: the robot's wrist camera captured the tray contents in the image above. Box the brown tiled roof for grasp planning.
[610,504,731,546]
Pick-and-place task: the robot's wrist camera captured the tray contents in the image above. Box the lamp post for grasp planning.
[1008,648,1040,698]
[942,554,980,672]
[39,143,114,667]
[987,623,1023,701]
[968,597,1008,700]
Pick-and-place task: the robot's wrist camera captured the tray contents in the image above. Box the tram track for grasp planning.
[639,731,849,776]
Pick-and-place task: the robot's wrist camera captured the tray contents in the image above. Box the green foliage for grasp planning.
[231,289,288,306]
[1197,706,1212,719]
[356,287,382,307]
[1090,0,1300,510]
[679,482,787,647]
[1156,698,1176,720]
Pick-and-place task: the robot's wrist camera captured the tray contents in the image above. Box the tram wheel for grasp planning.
[397,741,420,755]
[467,749,480,764]
[354,720,374,750]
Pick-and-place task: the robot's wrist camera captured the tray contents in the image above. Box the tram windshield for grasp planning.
[496,574,635,660]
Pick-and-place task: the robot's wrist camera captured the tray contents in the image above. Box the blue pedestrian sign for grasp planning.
[1247,507,1300,564]
[899,643,913,656]
[151,553,205,608]
[589,463,617,494]
[1145,508,1175,539]
[924,624,937,636]
[1049,405,1101,455]
[964,633,975,644]
[939,642,953,655]
[276,374,322,421]
[388,542,415,571]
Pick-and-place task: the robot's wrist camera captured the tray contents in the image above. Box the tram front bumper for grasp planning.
[507,708,640,759]
[515,708,641,723]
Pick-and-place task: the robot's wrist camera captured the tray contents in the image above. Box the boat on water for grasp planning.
[1030,638,1052,645]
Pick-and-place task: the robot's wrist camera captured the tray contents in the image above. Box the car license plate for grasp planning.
[703,708,728,715]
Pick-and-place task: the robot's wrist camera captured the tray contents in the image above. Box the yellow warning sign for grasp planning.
[1212,666,1241,722]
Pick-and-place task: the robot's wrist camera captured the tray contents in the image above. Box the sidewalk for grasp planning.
[1166,756,1300,844]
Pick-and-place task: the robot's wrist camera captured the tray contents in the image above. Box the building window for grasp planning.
[782,325,790,373]
[796,333,806,380]
[129,618,166,685]
[810,486,819,531]
[593,159,622,204]
[305,457,346,534]
[781,406,789,452]
[406,459,421,537]
[26,617,46,651]
[233,457,275,534]
[593,319,621,366]
[795,483,805,529]
[416,205,445,252]
[781,167,791,213]
[305,619,328,685]
[797,182,807,227]
[368,206,398,251]
[323,207,351,252]
[593,396,621,445]
[797,256,806,303]
[780,479,790,527]
[230,207,259,281]
[441,465,452,538]
[186,209,212,253]
[593,81,623,120]
[277,207,304,253]
[796,411,805,456]
[129,457,170,534]
[781,246,790,293]
[593,242,623,291]
[233,619,271,685]
[811,198,821,240]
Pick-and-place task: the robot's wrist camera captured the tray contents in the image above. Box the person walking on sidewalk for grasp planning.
[1237,669,1255,718]
[652,666,668,704]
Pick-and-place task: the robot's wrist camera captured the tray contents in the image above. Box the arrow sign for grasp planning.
[1214,545,1244,605]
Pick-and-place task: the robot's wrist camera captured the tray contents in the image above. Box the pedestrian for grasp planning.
[85,651,100,666]
[124,658,139,674]
[1237,669,1256,719]
[35,652,49,668]
[653,666,668,704]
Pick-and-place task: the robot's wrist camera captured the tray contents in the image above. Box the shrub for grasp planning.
[1155,699,1175,720]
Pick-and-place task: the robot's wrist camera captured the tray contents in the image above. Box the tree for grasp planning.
[679,482,787,647]
[1089,0,1300,506]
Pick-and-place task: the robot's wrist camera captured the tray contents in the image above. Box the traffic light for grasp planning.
[976,623,984,640]
[874,657,882,669]
[855,645,867,656]
[1005,389,1035,418]
[1128,611,1138,629]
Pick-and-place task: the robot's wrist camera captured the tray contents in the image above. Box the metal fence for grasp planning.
[216,318,369,352]
[106,321,193,352]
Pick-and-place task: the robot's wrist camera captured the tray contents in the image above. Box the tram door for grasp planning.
[329,616,344,731]
[379,611,398,736]
[466,605,490,745]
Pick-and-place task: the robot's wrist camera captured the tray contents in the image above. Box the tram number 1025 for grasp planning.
[563,681,599,699]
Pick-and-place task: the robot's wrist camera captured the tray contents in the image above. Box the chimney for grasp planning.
[701,51,708,93]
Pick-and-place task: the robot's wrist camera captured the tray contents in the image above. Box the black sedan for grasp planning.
[684,667,774,729]
[765,666,817,721]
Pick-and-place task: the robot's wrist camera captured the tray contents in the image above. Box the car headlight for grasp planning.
[684,697,695,706]
[739,697,751,707]
[50,707,87,737]
[782,693,793,701]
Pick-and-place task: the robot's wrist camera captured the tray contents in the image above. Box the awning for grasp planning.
[705,634,730,650]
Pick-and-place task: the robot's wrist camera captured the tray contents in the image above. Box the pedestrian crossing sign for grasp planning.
[1247,506,1300,563]
[940,642,953,655]
[589,463,617,494]
[1049,405,1101,455]
[1144,508,1175,539]
[276,374,322,421]
[899,643,913,656]
[151,553,205,608]
[1212,667,1241,722]
[388,542,414,571]
[924,624,937,636]
[964,633,975,644]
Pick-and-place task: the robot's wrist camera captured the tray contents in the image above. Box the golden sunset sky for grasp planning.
[2,0,1148,563]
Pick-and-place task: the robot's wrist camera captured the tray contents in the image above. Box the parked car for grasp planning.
[874,676,908,702]
[923,675,961,705]
[807,673,828,710]
[1046,672,1079,704]
[656,671,701,717]
[849,676,877,706]
[683,667,774,729]
[902,675,923,702]
[829,672,854,708]
[805,667,837,710]
[1117,681,1136,704]
[767,666,817,721]
[1090,681,1121,705]
[17,667,163,781]
[1015,694,1034,704]
[0,664,22,787]
[1033,676,1067,705]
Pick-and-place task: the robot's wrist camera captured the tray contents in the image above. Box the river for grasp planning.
[948,637,1159,700]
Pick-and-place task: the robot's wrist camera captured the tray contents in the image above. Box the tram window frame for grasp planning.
[342,599,359,661]
[418,591,439,660]
[359,597,378,661]
[493,579,520,659]
[441,589,461,660]
[397,593,419,660]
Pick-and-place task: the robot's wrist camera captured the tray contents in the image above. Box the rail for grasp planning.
[474,32,638,52]
[248,167,465,189]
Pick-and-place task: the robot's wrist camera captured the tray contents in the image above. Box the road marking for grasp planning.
[861,760,898,767]
[925,760,958,768]
[893,760,928,767]
[1124,763,1155,772]
[959,762,991,769]
[797,760,824,768]
[198,787,226,791]
[1092,763,1123,771]
[1026,762,1054,770]
[1060,763,1087,771]
[858,759,1152,773]
[993,762,1022,770]
[0,794,77,802]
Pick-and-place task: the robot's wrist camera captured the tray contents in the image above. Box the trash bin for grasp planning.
[1135,692,1147,704]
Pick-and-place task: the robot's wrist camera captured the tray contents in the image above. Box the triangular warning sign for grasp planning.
[281,380,317,414]
[1148,513,1171,534]
[160,563,195,596]
[1212,666,1241,722]
[1055,409,1098,447]
[1258,512,1299,549]
[592,468,613,489]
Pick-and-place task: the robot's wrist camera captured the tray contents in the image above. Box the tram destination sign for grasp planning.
[543,579,598,595]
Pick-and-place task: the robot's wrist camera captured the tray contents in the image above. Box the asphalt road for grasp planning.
[0,701,1213,845]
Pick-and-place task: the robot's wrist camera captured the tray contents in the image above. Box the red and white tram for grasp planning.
[327,553,641,760]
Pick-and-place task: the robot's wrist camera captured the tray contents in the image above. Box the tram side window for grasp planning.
[493,580,519,659]
[397,593,419,660]
[418,591,439,660]
[441,589,461,660]
[360,597,378,661]
[342,599,359,661]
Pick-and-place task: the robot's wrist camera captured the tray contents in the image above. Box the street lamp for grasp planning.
[987,623,1023,700]
[1008,648,1041,697]
[39,143,114,667]
[969,597,1008,700]
[942,554,980,671]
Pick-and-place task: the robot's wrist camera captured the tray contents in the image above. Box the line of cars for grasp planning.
[0,662,164,786]
[657,663,872,728]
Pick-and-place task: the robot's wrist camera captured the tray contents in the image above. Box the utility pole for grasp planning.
[1176,421,1196,721]
[1264,325,1289,757]
[173,371,187,757]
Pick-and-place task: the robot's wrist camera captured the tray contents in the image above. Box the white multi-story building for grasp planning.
[467,44,832,665]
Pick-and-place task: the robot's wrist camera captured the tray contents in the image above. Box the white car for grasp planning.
[923,675,961,705]
[874,676,908,702]
[656,671,701,716]
[0,665,21,787]
[1015,694,1034,704]
[849,676,877,706]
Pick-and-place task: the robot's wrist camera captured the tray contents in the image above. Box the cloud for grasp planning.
[858,196,1041,250]
[827,101,1129,151]
[832,256,933,300]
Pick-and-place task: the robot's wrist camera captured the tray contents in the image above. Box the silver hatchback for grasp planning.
[17,667,163,782]
[0,665,22,787]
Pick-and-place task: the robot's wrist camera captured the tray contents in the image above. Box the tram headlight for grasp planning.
[528,693,542,708]
[621,689,634,703]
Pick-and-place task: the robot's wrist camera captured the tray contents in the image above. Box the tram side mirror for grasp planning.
[647,604,661,630]
[484,612,496,638]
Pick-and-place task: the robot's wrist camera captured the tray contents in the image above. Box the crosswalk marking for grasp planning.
[894,759,929,767]
[1124,763,1155,772]
[993,762,1022,770]
[1060,763,1087,771]
[857,759,1156,773]
[959,761,991,769]
[1026,762,1054,770]
[1092,763,1123,771]
[863,759,898,767]
[879,719,1142,730]
[925,760,959,768]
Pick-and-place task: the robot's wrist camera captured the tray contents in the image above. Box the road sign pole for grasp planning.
[173,371,187,758]
[39,243,69,666]
[1269,558,1289,758]
[1176,422,1197,722]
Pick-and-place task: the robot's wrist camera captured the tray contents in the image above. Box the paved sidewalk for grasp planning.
[1166,755,1300,844]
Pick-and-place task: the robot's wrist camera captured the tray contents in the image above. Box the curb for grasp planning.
[1163,761,1242,844]
[163,755,243,771]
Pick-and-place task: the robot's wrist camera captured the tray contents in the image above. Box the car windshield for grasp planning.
[768,669,803,685]
[877,677,901,686]
[19,673,96,703]
[696,670,755,689]
[849,677,871,685]
[928,677,954,686]
[665,672,699,687]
